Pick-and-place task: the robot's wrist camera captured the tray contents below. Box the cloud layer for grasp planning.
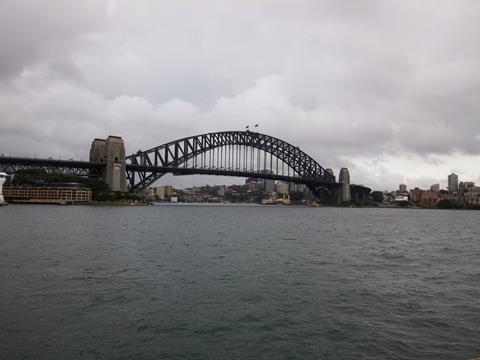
[1,0,480,189]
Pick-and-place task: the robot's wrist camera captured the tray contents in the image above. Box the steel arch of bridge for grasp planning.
[126,131,338,200]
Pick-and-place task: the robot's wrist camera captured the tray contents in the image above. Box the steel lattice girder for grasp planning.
[0,157,104,177]
[125,131,337,193]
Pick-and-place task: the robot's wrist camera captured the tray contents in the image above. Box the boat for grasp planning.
[0,172,7,206]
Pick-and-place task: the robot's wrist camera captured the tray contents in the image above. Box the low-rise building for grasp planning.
[275,181,289,195]
[462,185,480,205]
[145,185,175,201]
[3,186,92,204]
[419,191,440,208]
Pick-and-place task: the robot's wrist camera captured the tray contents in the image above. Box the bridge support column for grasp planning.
[90,136,126,192]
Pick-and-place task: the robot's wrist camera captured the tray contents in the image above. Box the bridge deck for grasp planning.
[126,164,339,188]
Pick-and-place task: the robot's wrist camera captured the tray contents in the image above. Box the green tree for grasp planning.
[371,191,384,202]
[437,199,462,209]
[289,191,304,202]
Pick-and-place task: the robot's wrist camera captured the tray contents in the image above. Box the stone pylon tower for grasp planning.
[339,167,351,203]
[325,168,335,181]
[89,136,127,192]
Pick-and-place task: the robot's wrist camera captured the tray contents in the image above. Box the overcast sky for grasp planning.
[1,0,480,190]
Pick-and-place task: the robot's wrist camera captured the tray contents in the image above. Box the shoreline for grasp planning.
[3,200,479,210]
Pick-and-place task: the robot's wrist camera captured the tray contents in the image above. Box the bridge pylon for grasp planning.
[89,136,126,191]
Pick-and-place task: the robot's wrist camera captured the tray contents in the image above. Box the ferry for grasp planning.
[0,172,7,206]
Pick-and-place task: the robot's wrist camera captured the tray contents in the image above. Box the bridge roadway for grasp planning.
[127,164,340,188]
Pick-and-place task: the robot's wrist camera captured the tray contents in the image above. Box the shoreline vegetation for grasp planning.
[4,170,480,210]
[4,200,480,210]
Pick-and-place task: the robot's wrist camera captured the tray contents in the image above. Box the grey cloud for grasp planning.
[0,0,107,79]
[1,0,480,189]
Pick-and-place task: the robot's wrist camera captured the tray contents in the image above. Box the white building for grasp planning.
[0,172,7,205]
[275,181,289,195]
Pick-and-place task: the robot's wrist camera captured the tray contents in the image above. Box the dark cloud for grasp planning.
[1,0,480,189]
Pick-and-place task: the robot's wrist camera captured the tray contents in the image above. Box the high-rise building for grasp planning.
[339,168,351,202]
[448,173,459,192]
[399,184,407,193]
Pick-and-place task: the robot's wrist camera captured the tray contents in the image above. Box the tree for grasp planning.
[371,191,384,202]
[437,199,462,209]
[289,191,304,202]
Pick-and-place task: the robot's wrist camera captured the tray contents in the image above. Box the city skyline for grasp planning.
[1,1,480,190]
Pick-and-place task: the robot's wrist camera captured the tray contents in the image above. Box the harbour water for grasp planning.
[1,204,479,359]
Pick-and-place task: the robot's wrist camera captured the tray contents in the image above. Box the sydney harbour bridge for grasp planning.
[0,130,368,204]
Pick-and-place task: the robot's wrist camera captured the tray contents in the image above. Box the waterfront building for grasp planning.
[3,186,92,204]
[264,179,275,193]
[419,191,440,208]
[145,187,155,200]
[0,172,7,205]
[290,183,307,193]
[145,185,175,201]
[461,185,480,205]
[246,175,275,193]
[448,173,459,192]
[459,181,474,194]
[394,195,409,206]
[430,184,440,193]
[156,186,165,200]
[275,181,289,195]
[217,186,226,197]
[261,170,276,193]
[339,168,351,202]
[163,185,174,198]
[410,187,424,203]
[399,184,407,193]
[245,177,263,192]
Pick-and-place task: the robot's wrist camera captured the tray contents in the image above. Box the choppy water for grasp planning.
[1,204,479,359]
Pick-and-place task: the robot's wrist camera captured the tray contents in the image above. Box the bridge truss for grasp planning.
[126,131,339,201]
[0,157,103,177]
[0,131,342,203]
